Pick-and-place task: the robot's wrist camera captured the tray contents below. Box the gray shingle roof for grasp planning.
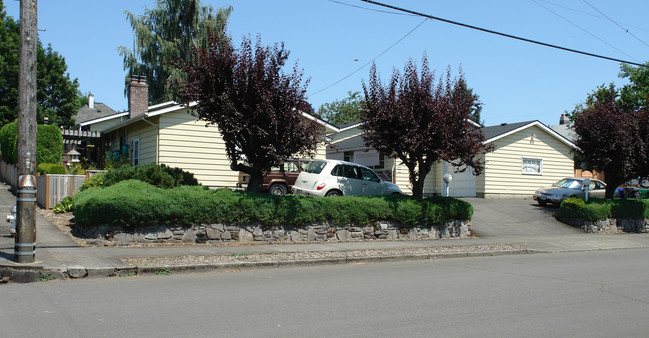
[480,121,537,141]
[74,102,120,125]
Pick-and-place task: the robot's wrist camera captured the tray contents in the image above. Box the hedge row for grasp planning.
[559,197,649,221]
[73,180,473,228]
[0,120,62,165]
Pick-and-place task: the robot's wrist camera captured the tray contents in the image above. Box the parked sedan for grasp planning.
[533,177,606,206]
[291,159,402,197]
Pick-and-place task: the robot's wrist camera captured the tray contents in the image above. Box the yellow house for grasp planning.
[327,120,577,198]
[96,78,336,189]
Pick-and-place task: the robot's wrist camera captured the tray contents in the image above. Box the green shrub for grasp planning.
[73,182,473,228]
[0,121,17,164]
[102,163,199,189]
[559,197,649,221]
[80,172,105,191]
[37,124,63,165]
[53,196,74,214]
[0,121,62,165]
[37,163,66,175]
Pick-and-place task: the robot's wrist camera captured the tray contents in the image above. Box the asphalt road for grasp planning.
[2,248,649,337]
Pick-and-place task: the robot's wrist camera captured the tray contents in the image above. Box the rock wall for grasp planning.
[558,217,649,234]
[73,220,471,245]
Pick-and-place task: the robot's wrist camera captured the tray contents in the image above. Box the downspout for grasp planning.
[142,116,160,164]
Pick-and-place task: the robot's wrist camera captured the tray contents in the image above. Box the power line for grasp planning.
[326,0,415,16]
[581,0,649,49]
[360,0,648,67]
[310,17,428,97]
[532,0,639,63]
[538,0,649,33]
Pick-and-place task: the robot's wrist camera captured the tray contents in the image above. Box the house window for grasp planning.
[343,151,354,162]
[132,136,140,166]
[522,158,542,175]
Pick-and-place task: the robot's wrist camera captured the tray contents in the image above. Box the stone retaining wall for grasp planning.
[72,220,471,245]
[558,217,649,234]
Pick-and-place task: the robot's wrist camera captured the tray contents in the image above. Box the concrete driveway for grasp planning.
[462,197,581,238]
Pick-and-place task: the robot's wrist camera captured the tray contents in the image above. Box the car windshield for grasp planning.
[552,179,582,189]
[303,160,327,174]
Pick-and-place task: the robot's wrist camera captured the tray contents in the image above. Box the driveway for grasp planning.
[462,198,581,238]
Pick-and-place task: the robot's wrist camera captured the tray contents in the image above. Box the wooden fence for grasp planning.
[36,174,86,209]
[0,160,105,209]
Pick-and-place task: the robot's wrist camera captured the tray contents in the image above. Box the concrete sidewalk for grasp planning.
[1,182,649,283]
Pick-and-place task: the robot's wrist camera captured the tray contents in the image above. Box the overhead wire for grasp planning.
[310,16,428,97]
[327,0,414,16]
[538,0,649,33]
[581,0,649,49]
[532,0,640,63]
[359,0,648,67]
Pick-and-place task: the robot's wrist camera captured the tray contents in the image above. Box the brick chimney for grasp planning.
[128,75,148,118]
[559,113,568,125]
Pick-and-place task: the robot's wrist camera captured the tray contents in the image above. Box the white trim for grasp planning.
[146,101,197,117]
[468,119,482,128]
[301,112,339,133]
[484,120,577,149]
[79,112,129,127]
[521,157,542,175]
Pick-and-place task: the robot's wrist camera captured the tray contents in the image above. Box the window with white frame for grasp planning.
[522,158,542,175]
[132,136,140,166]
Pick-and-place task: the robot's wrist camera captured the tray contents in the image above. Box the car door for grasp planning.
[591,181,607,198]
[341,165,364,195]
[358,167,382,195]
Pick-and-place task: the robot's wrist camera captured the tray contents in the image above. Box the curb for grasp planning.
[0,248,541,283]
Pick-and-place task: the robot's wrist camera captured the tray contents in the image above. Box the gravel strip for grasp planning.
[121,243,526,266]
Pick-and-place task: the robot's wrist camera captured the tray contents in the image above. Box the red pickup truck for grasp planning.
[238,159,310,195]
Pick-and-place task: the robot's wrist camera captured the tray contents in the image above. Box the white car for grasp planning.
[291,159,402,197]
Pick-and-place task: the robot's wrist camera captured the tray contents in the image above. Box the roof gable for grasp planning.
[482,120,577,149]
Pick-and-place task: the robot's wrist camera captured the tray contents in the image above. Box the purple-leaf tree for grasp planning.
[572,84,649,198]
[361,56,493,199]
[174,33,322,192]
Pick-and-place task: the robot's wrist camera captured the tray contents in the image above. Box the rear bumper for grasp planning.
[291,186,326,197]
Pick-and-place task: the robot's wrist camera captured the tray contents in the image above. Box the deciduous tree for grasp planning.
[572,84,649,198]
[361,56,492,199]
[174,33,322,192]
[318,91,363,125]
[118,0,232,104]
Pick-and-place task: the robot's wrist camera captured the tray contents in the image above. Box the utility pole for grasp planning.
[15,0,38,263]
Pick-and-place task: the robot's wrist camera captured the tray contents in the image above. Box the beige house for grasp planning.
[95,78,336,189]
[327,120,577,198]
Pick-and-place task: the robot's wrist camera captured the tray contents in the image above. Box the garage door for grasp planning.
[443,163,477,197]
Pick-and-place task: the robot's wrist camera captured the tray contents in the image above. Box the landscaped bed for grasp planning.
[558,197,649,233]
[70,180,474,244]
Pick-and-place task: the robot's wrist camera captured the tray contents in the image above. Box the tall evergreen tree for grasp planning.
[0,0,80,128]
[118,0,232,104]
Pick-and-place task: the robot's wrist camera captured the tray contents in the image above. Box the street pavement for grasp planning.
[1,181,649,283]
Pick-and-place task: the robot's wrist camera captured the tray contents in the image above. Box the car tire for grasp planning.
[325,190,342,197]
[537,200,547,206]
[269,183,288,196]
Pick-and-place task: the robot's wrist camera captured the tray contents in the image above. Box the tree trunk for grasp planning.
[604,170,624,199]
[246,171,264,193]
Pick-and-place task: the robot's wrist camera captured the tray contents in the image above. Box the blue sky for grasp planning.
[4,0,649,126]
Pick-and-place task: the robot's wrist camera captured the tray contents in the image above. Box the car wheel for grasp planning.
[269,183,288,196]
[325,190,342,197]
[537,200,547,206]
